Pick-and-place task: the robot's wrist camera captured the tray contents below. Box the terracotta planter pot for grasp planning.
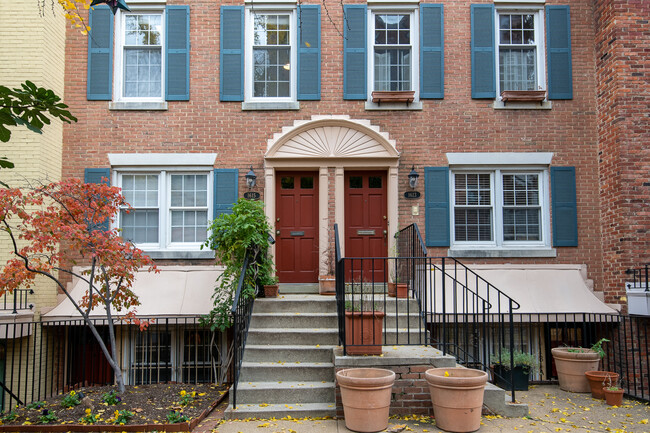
[551,348,600,393]
[319,275,336,295]
[387,282,408,298]
[344,311,384,355]
[604,387,624,406]
[263,284,279,298]
[585,371,619,399]
[425,367,488,433]
[336,368,395,433]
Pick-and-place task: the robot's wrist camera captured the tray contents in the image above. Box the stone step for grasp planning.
[243,345,335,363]
[278,283,319,294]
[230,381,335,404]
[246,328,339,345]
[483,382,529,417]
[224,402,336,420]
[239,361,335,382]
[250,313,338,329]
[253,296,336,314]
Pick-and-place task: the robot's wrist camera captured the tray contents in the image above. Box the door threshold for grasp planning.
[278,283,319,294]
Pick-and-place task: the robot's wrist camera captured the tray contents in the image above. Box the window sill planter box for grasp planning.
[263,284,279,298]
[424,367,488,433]
[551,347,600,393]
[500,90,547,103]
[493,365,530,391]
[604,387,625,406]
[319,275,336,295]
[336,368,395,433]
[387,282,408,298]
[585,371,619,399]
[344,311,385,356]
[371,90,415,105]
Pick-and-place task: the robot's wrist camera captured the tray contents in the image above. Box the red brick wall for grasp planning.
[594,0,650,305]
[63,1,607,295]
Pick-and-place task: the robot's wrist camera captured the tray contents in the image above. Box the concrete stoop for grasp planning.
[483,382,529,417]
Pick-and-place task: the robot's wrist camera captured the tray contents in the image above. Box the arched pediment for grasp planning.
[266,116,399,159]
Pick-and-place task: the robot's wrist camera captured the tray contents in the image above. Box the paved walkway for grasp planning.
[194,385,650,433]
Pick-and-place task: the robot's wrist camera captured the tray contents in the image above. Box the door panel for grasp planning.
[344,171,388,282]
[276,172,319,283]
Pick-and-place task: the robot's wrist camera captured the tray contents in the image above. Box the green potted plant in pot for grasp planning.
[551,338,609,393]
[602,374,624,406]
[490,349,539,391]
[260,273,279,298]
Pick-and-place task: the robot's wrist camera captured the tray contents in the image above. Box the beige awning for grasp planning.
[424,264,617,317]
[43,266,223,320]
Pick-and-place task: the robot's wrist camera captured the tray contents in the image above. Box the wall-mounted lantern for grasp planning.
[408,165,419,190]
[245,166,257,189]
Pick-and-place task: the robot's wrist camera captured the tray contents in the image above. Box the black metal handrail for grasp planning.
[230,252,256,409]
[0,289,34,313]
[626,264,650,292]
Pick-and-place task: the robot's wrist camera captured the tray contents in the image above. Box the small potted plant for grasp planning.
[261,274,279,298]
[551,338,609,393]
[585,370,620,399]
[602,374,624,406]
[490,349,539,391]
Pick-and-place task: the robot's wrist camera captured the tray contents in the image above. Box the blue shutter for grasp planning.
[425,167,450,247]
[551,167,578,247]
[220,7,244,101]
[546,6,572,99]
[87,6,113,100]
[420,4,444,99]
[166,5,190,101]
[298,5,321,100]
[214,169,239,218]
[84,168,111,232]
[470,4,495,99]
[343,5,367,100]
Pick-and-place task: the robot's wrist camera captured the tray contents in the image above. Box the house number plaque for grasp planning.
[404,191,421,199]
[244,191,261,200]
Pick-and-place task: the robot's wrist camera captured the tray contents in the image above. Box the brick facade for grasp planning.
[58,0,647,304]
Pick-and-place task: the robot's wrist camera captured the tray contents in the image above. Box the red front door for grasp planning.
[344,171,388,282]
[276,172,319,283]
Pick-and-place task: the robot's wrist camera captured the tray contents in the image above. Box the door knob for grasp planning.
[276,230,281,235]
[383,230,387,237]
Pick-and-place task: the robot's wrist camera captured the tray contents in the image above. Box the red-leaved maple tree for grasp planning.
[0,178,157,393]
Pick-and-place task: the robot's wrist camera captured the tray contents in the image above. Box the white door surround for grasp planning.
[264,115,400,275]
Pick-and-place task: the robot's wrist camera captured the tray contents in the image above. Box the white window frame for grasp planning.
[494,5,546,97]
[366,5,420,109]
[114,167,213,252]
[244,6,298,104]
[113,7,166,103]
[450,167,551,251]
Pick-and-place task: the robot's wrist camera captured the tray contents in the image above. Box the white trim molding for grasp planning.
[109,153,217,167]
[446,152,553,166]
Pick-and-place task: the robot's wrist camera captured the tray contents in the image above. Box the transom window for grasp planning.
[117,170,211,250]
[451,169,548,248]
[496,9,545,94]
[119,12,164,100]
[373,13,411,91]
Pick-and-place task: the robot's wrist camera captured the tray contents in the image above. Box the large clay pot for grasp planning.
[585,371,619,399]
[425,367,488,433]
[604,387,624,406]
[551,348,600,393]
[336,368,395,433]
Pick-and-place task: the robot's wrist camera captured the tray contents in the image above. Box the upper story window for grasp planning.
[115,10,165,102]
[497,10,544,93]
[245,7,297,104]
[373,13,412,92]
[116,170,211,251]
[451,168,550,250]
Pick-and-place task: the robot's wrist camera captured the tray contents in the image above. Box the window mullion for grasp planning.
[493,170,502,246]
[160,171,167,249]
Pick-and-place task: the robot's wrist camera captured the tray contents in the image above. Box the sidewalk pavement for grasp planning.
[196,385,650,433]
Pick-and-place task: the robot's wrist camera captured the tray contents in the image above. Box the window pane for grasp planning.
[300,176,314,189]
[131,330,172,385]
[122,174,158,207]
[369,176,382,188]
[502,174,541,241]
[121,209,159,243]
[252,13,292,98]
[124,48,162,97]
[281,177,294,189]
[374,48,411,91]
[349,176,362,189]
[171,210,207,243]
[499,48,537,91]
[454,209,493,241]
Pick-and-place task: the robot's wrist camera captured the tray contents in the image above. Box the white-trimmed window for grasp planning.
[114,9,165,102]
[245,7,297,102]
[451,169,550,249]
[116,170,211,251]
[495,7,545,94]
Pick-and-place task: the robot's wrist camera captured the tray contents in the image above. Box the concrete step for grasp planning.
[253,296,336,314]
[243,345,335,363]
[239,361,335,382]
[224,402,336,420]
[483,382,529,417]
[231,381,335,404]
[246,328,339,345]
[250,313,338,329]
[278,283,319,294]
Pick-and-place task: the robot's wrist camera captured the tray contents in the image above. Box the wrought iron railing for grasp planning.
[229,252,256,409]
[0,289,34,313]
[626,264,649,291]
